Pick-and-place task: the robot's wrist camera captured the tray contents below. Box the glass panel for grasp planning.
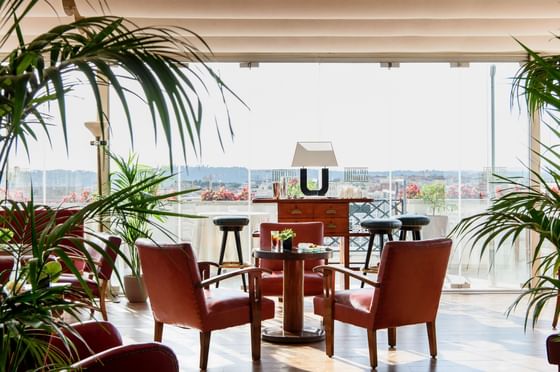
[8,62,530,290]
[7,76,97,206]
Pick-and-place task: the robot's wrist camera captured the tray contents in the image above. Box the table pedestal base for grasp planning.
[262,326,325,344]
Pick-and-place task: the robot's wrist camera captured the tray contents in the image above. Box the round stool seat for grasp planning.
[396,214,430,229]
[213,216,249,227]
[361,218,402,231]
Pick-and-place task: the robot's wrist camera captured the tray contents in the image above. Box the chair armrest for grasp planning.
[198,261,220,269]
[313,265,380,288]
[71,342,179,371]
[197,261,220,281]
[198,267,272,288]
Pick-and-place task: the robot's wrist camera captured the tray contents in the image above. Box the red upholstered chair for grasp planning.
[258,222,325,296]
[49,320,179,371]
[57,233,122,321]
[313,238,452,368]
[136,239,275,370]
[0,256,14,285]
[0,207,86,272]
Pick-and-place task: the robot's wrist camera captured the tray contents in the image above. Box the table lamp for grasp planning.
[291,141,338,196]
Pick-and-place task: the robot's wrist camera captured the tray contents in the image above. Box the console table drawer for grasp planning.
[315,204,348,218]
[320,218,348,235]
[278,203,314,219]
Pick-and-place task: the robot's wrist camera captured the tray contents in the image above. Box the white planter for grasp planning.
[423,215,449,239]
[124,274,147,303]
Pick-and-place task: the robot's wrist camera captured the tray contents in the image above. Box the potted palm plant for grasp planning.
[451,39,560,368]
[108,152,196,303]
[0,0,236,369]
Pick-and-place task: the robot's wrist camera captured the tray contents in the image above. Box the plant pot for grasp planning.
[124,274,147,303]
[282,238,293,251]
[423,215,449,239]
[547,334,560,367]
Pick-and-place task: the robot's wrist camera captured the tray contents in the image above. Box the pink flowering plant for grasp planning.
[405,183,421,199]
[200,185,250,201]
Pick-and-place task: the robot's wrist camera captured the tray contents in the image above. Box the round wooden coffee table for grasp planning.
[253,247,332,343]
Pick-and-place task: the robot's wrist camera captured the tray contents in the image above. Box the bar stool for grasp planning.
[395,214,431,240]
[360,218,402,287]
[213,216,250,291]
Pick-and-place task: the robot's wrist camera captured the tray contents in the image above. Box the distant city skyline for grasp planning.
[11,62,530,176]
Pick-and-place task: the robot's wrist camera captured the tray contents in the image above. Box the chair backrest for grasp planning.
[0,207,85,272]
[48,320,123,363]
[71,342,179,372]
[136,239,207,330]
[0,256,14,284]
[0,207,84,245]
[370,238,452,330]
[259,222,324,271]
[85,234,122,281]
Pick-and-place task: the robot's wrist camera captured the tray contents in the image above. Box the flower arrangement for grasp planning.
[287,178,303,198]
[279,228,296,241]
[279,228,296,250]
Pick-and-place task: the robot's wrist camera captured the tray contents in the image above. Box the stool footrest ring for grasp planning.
[362,265,379,274]
[220,261,251,269]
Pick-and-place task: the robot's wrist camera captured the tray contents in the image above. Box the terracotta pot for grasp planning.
[124,274,147,303]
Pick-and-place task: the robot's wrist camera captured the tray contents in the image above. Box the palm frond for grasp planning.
[0,15,242,180]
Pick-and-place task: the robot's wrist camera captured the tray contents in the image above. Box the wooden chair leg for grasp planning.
[324,309,334,357]
[388,327,396,348]
[426,321,437,358]
[200,331,211,370]
[322,270,335,358]
[367,329,378,368]
[99,280,108,321]
[250,318,261,361]
[154,320,164,342]
[249,273,262,362]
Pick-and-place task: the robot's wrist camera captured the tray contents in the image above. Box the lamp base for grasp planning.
[299,168,329,196]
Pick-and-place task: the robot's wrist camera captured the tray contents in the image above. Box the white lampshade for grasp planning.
[291,141,338,167]
[84,121,108,138]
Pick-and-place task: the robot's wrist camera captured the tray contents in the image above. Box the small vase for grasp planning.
[282,238,293,251]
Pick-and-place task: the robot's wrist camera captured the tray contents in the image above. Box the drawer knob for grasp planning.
[326,209,337,215]
[290,209,302,215]
[327,223,337,229]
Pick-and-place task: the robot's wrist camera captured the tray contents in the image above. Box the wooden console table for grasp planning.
[252,197,373,289]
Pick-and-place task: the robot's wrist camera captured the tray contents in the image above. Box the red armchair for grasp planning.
[0,256,14,285]
[258,222,325,296]
[57,233,122,321]
[48,320,178,371]
[136,239,275,370]
[313,238,452,368]
[0,207,86,272]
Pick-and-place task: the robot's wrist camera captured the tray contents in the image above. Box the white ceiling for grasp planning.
[11,0,560,61]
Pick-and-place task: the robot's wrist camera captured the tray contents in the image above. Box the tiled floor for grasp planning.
[101,291,556,371]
